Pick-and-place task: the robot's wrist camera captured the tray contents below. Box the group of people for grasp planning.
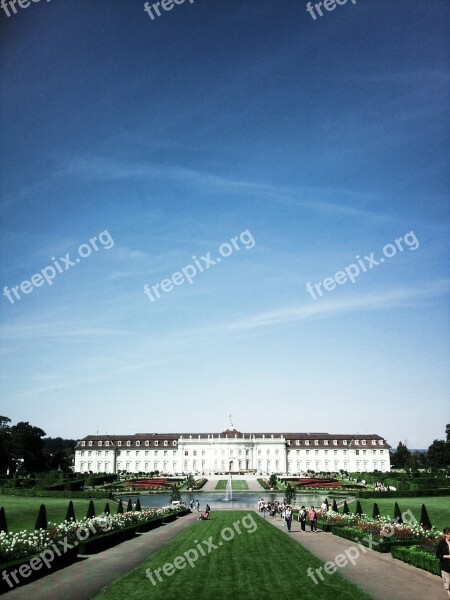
[189,499,201,511]
[197,503,211,520]
[257,498,319,533]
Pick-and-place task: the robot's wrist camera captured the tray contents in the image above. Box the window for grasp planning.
[324,440,328,445]
[126,451,130,456]
[296,450,300,455]
[98,441,102,447]
[97,450,101,456]
[314,440,318,445]
[333,440,337,445]
[136,451,140,456]
[305,440,309,446]
[275,449,279,455]
[378,440,383,446]
[145,440,149,446]
[105,441,109,446]
[155,441,159,446]
[173,441,177,446]
[145,451,148,456]
[88,441,92,446]
[81,441,85,446]
[306,450,310,455]
[372,440,376,445]
[164,451,167,456]
[334,450,337,455]
[164,440,168,446]
[315,450,319,455]
[362,440,366,445]
[184,450,188,456]
[193,451,197,457]
[118,441,122,446]
[356,450,360,455]
[136,441,140,446]
[81,451,85,456]
[88,451,92,456]
[354,440,359,445]
[127,441,131,446]
[155,451,158,456]
[343,440,347,445]
[295,440,300,446]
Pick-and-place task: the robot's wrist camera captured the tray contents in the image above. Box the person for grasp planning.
[196,500,200,511]
[309,506,317,532]
[321,500,327,513]
[298,506,307,532]
[205,503,211,514]
[189,499,194,510]
[285,506,293,532]
[436,527,450,599]
[280,504,286,527]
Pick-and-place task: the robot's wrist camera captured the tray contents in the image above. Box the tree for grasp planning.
[170,486,182,503]
[0,507,8,533]
[35,504,48,530]
[104,502,111,515]
[420,504,432,530]
[355,500,363,516]
[394,502,403,524]
[117,501,124,514]
[390,442,411,469]
[10,421,46,472]
[0,417,12,474]
[343,501,349,515]
[65,501,76,522]
[332,499,338,512]
[135,498,142,511]
[372,503,381,519]
[269,474,278,489]
[324,498,329,511]
[427,427,450,469]
[284,483,296,506]
[86,500,95,519]
[127,499,133,512]
[43,437,76,472]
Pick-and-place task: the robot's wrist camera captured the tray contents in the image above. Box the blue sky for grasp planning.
[0,0,448,448]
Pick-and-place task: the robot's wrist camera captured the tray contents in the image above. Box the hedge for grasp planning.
[355,488,450,498]
[391,546,441,576]
[331,525,421,553]
[0,488,113,499]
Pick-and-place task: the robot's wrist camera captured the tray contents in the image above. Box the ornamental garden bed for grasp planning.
[77,524,138,554]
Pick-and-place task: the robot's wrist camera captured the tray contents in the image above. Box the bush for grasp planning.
[126,499,133,512]
[65,501,76,522]
[391,546,440,575]
[135,498,142,512]
[372,502,381,519]
[355,500,363,516]
[355,488,450,498]
[0,507,7,534]
[104,502,111,515]
[420,504,432,529]
[35,504,47,530]
[0,487,112,499]
[343,501,349,515]
[394,502,403,523]
[332,499,338,512]
[117,501,124,514]
[86,500,95,519]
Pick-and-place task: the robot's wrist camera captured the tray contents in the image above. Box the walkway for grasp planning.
[263,516,444,600]
[4,512,199,600]
[201,475,264,492]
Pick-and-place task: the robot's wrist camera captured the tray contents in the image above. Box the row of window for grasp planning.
[288,439,383,446]
[81,439,177,447]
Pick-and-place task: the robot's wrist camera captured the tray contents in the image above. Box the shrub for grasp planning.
[372,502,381,519]
[420,504,432,530]
[332,499,338,512]
[394,502,403,524]
[86,500,95,519]
[135,498,142,512]
[0,507,7,534]
[104,502,111,515]
[35,504,47,530]
[343,501,349,515]
[127,499,133,512]
[355,500,363,516]
[65,501,76,522]
[117,501,124,514]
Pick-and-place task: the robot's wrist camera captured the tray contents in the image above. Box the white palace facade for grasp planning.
[74,429,391,475]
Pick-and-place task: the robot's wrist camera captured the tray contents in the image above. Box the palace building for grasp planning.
[74,428,391,474]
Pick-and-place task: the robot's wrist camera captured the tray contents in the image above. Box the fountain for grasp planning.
[224,473,233,502]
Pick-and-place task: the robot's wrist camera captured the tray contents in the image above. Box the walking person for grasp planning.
[196,500,200,511]
[309,506,317,532]
[189,499,194,510]
[436,527,450,599]
[298,506,307,532]
[285,506,293,532]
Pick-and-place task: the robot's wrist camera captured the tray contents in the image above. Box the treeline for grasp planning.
[390,425,450,470]
[0,416,76,474]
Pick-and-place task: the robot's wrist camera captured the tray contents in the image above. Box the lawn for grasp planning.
[353,497,449,531]
[214,480,249,491]
[0,496,117,532]
[95,511,373,600]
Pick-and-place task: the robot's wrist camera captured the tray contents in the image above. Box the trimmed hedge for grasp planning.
[355,488,450,498]
[391,546,440,576]
[0,488,113,499]
[332,525,421,553]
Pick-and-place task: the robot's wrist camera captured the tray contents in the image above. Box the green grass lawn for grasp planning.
[214,480,249,491]
[0,496,117,532]
[95,511,372,600]
[352,497,449,531]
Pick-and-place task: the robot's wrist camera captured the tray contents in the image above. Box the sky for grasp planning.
[0,0,448,449]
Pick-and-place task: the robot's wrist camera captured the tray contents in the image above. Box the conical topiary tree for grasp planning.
[104,502,111,515]
[394,502,403,524]
[35,504,48,530]
[65,501,76,522]
[420,504,432,530]
[324,498,329,511]
[0,507,8,534]
[86,500,95,519]
[332,499,338,513]
[372,502,381,520]
[127,499,133,512]
[135,498,142,512]
[355,500,363,516]
[117,500,124,514]
[343,501,349,515]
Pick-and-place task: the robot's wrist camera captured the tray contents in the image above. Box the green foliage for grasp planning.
[391,546,440,575]
[104,502,111,515]
[284,483,296,506]
[86,499,96,519]
[332,498,338,512]
[170,486,182,503]
[35,504,47,530]
[0,507,7,533]
[343,501,349,515]
[117,501,124,514]
[419,503,432,529]
[135,498,142,511]
[268,474,278,488]
[390,441,411,469]
[126,498,133,512]
[65,500,76,522]
[393,502,403,523]
[355,500,363,516]
[372,502,380,519]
